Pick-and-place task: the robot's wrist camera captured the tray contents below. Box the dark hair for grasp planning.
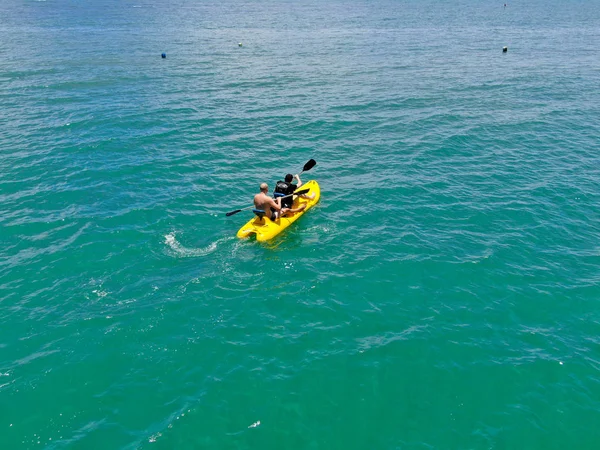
[285,174,293,183]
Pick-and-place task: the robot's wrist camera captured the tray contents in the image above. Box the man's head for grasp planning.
[285,174,293,183]
[260,183,268,192]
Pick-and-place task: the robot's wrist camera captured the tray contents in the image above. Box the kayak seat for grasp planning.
[252,209,266,219]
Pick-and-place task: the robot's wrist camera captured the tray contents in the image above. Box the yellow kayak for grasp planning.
[236,180,320,241]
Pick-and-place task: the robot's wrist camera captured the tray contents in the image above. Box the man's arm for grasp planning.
[294,174,303,188]
[268,197,281,211]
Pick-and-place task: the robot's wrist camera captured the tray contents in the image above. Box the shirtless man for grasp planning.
[254,183,283,222]
[254,183,305,221]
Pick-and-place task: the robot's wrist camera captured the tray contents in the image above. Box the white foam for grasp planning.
[164,232,231,258]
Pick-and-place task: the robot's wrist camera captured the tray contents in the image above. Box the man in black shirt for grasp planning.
[274,173,315,209]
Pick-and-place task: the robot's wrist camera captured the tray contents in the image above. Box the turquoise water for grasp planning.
[2,0,600,448]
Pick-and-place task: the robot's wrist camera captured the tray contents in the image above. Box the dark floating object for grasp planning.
[503,46,508,53]
[161,53,166,58]
[238,42,243,47]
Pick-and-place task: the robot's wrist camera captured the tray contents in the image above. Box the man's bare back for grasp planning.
[253,182,307,221]
[254,183,281,221]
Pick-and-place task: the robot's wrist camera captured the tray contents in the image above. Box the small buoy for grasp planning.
[502,46,508,53]
[238,42,242,47]
[161,53,166,58]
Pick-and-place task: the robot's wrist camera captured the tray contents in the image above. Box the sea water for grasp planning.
[1,0,600,448]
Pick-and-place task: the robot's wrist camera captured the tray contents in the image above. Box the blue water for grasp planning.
[2,0,600,448]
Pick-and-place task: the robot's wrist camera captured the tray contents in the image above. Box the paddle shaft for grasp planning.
[226,188,310,217]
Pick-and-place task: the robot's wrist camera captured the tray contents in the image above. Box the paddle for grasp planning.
[226,189,310,217]
[225,159,317,217]
[300,159,316,174]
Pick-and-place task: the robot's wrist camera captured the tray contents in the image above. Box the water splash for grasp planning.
[164,232,232,258]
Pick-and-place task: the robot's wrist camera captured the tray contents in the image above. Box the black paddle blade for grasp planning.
[225,209,242,217]
[295,188,310,196]
[302,159,316,172]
